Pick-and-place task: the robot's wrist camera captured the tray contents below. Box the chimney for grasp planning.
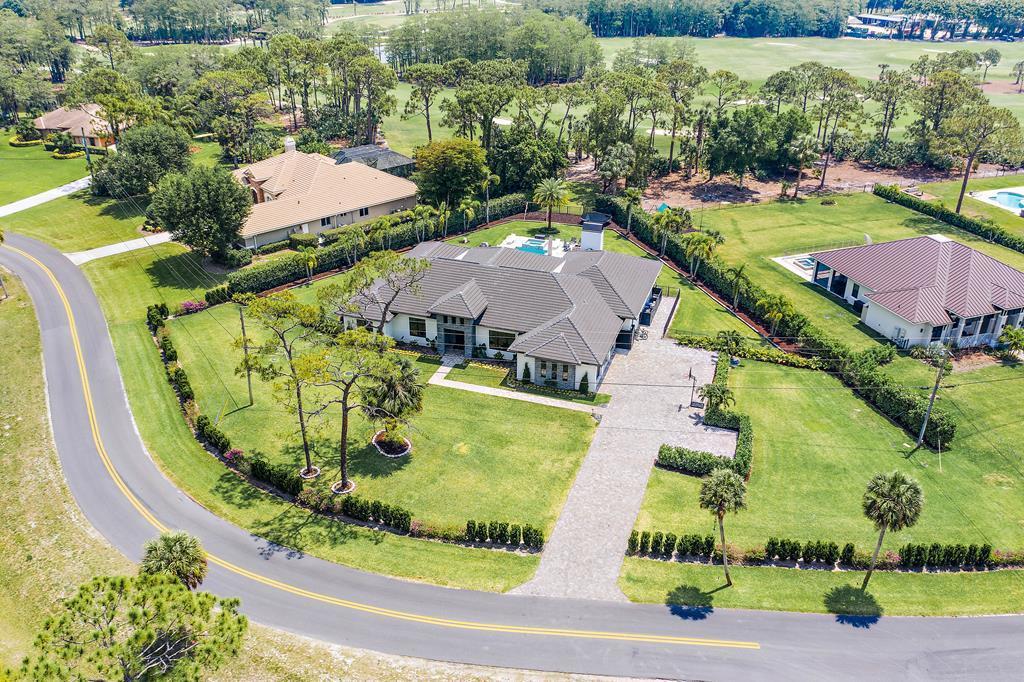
[283,136,296,153]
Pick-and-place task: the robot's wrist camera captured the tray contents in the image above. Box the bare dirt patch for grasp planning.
[981,80,1024,96]
[951,350,1001,372]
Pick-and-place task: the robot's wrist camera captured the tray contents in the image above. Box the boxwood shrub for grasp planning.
[194,414,231,454]
[249,455,302,497]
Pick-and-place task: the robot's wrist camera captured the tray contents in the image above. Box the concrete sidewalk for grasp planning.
[0,176,91,218]
[430,358,598,414]
[65,232,173,265]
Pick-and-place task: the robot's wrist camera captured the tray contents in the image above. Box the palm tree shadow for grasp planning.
[665,584,721,620]
[823,584,883,628]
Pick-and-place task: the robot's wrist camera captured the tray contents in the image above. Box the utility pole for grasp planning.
[239,304,253,406]
[916,348,947,447]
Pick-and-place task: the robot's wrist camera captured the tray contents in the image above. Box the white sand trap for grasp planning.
[492,117,513,126]
[923,49,950,53]
[766,42,799,47]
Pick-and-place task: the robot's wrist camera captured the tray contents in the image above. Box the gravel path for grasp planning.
[512,297,737,601]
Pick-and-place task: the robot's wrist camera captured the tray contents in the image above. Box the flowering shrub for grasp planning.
[178,300,208,316]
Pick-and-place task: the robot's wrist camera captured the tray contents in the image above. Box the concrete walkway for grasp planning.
[430,356,597,414]
[512,297,737,601]
[0,176,91,218]
[65,231,172,265]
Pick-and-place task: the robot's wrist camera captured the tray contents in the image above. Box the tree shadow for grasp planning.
[249,503,364,561]
[346,440,411,479]
[211,469,262,510]
[823,584,883,628]
[145,250,226,291]
[664,584,722,620]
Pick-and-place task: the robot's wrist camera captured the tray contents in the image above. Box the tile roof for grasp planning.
[232,151,418,238]
[811,235,1024,325]
[33,104,111,137]
[356,243,661,364]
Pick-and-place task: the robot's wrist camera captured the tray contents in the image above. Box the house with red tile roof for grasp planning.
[810,235,1024,348]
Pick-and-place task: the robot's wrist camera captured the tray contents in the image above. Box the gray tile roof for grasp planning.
[811,235,1024,325]
[355,243,661,364]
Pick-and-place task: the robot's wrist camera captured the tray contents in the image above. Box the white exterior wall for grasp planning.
[575,363,600,391]
[516,354,600,391]
[516,354,535,382]
[385,313,437,347]
[581,229,604,251]
[861,301,934,347]
[244,196,418,248]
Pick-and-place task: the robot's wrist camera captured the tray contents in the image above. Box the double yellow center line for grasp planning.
[5,243,760,651]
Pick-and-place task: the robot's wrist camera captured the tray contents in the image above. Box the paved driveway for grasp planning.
[513,297,737,601]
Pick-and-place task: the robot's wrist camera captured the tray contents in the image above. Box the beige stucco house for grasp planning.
[33,104,117,148]
[232,145,418,249]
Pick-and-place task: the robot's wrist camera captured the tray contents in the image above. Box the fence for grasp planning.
[780,239,866,257]
[839,167,1024,194]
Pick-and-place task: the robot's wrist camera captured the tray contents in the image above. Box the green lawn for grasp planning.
[701,193,1024,349]
[619,559,1024,616]
[1,189,146,252]
[0,137,88,205]
[82,244,539,591]
[633,360,1024,550]
[921,174,1024,238]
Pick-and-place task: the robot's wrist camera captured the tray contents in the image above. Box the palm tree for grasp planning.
[410,204,436,243]
[140,531,208,589]
[788,136,820,199]
[699,469,746,586]
[861,471,923,590]
[458,197,480,235]
[482,172,500,224]
[622,186,643,234]
[298,246,318,284]
[725,264,748,310]
[374,215,398,250]
[755,293,787,336]
[361,357,425,447]
[716,329,743,359]
[998,326,1024,356]
[684,233,716,281]
[436,201,451,238]
[651,207,686,258]
[533,177,570,234]
[697,382,735,414]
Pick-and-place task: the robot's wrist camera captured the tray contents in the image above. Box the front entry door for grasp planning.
[444,329,466,354]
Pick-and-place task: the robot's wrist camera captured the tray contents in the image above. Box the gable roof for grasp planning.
[232,150,418,238]
[33,104,111,137]
[354,243,660,365]
[811,235,1024,325]
[560,250,663,319]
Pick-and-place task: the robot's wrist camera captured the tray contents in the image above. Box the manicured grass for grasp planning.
[1,189,145,252]
[168,300,596,533]
[0,136,88,204]
[921,174,1024,237]
[633,359,1024,550]
[619,559,1024,616]
[0,273,132,666]
[701,193,1024,349]
[82,244,539,591]
[445,363,613,406]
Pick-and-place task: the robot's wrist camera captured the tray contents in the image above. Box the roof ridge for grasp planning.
[563,311,599,361]
[529,333,580,364]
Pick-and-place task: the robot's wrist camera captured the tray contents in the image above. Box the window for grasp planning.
[358,207,370,217]
[561,364,569,381]
[539,361,547,378]
[489,330,516,351]
[851,284,860,299]
[320,217,332,227]
[408,317,426,338]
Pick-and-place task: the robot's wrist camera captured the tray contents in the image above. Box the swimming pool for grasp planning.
[794,257,816,269]
[995,191,1024,209]
[517,238,548,255]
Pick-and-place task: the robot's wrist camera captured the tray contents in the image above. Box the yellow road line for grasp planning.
[4,243,761,651]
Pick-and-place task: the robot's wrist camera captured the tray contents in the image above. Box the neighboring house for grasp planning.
[232,144,418,249]
[33,104,117,147]
[343,241,663,390]
[810,235,1024,348]
[333,144,416,177]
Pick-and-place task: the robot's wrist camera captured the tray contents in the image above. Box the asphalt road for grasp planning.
[3,232,1023,681]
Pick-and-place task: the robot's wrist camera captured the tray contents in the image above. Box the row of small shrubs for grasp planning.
[465,520,545,549]
[288,233,319,249]
[898,542,992,569]
[629,531,716,558]
[765,538,846,565]
[874,183,1024,255]
[674,334,820,369]
[255,241,291,255]
[595,194,957,448]
[218,248,252,268]
[338,495,413,533]
[204,285,232,305]
[8,136,43,146]
[159,334,177,362]
[146,303,170,330]
[52,150,85,159]
[226,193,527,295]
[42,140,108,156]
[194,414,231,454]
[248,455,303,497]
[166,365,193,401]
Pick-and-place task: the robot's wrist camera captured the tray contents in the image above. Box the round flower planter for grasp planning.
[331,479,356,495]
[372,429,412,458]
[299,466,321,480]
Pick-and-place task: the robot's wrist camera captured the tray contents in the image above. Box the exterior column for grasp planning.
[993,312,1008,344]
[951,317,966,348]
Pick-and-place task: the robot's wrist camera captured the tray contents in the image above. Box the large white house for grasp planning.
[231,145,418,249]
[810,235,1024,348]
[344,241,664,390]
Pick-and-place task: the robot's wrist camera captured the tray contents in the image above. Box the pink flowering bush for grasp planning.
[179,300,208,315]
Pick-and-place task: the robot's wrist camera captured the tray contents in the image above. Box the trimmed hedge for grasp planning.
[289,232,319,249]
[204,285,231,305]
[898,541,992,569]
[167,365,193,401]
[596,193,957,448]
[464,519,543,549]
[255,241,291,255]
[218,248,252,268]
[874,183,1024,255]
[341,495,413,533]
[249,455,302,497]
[674,333,820,369]
[194,414,231,454]
[628,530,715,558]
[8,136,43,147]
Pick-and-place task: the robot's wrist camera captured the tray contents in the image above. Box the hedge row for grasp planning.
[249,456,303,497]
[465,519,544,549]
[898,542,992,569]
[8,136,43,146]
[167,365,193,401]
[43,140,109,156]
[146,303,169,330]
[674,333,820,369]
[195,414,231,454]
[629,530,716,558]
[765,538,844,564]
[656,355,754,478]
[226,193,527,295]
[874,183,1024,255]
[342,495,413,533]
[595,194,956,448]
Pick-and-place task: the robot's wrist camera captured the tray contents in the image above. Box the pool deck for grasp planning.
[771,253,815,282]
[971,187,1024,215]
[498,233,566,257]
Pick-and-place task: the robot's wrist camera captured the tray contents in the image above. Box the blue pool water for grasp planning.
[517,238,548,255]
[994,191,1024,208]
[795,257,816,269]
